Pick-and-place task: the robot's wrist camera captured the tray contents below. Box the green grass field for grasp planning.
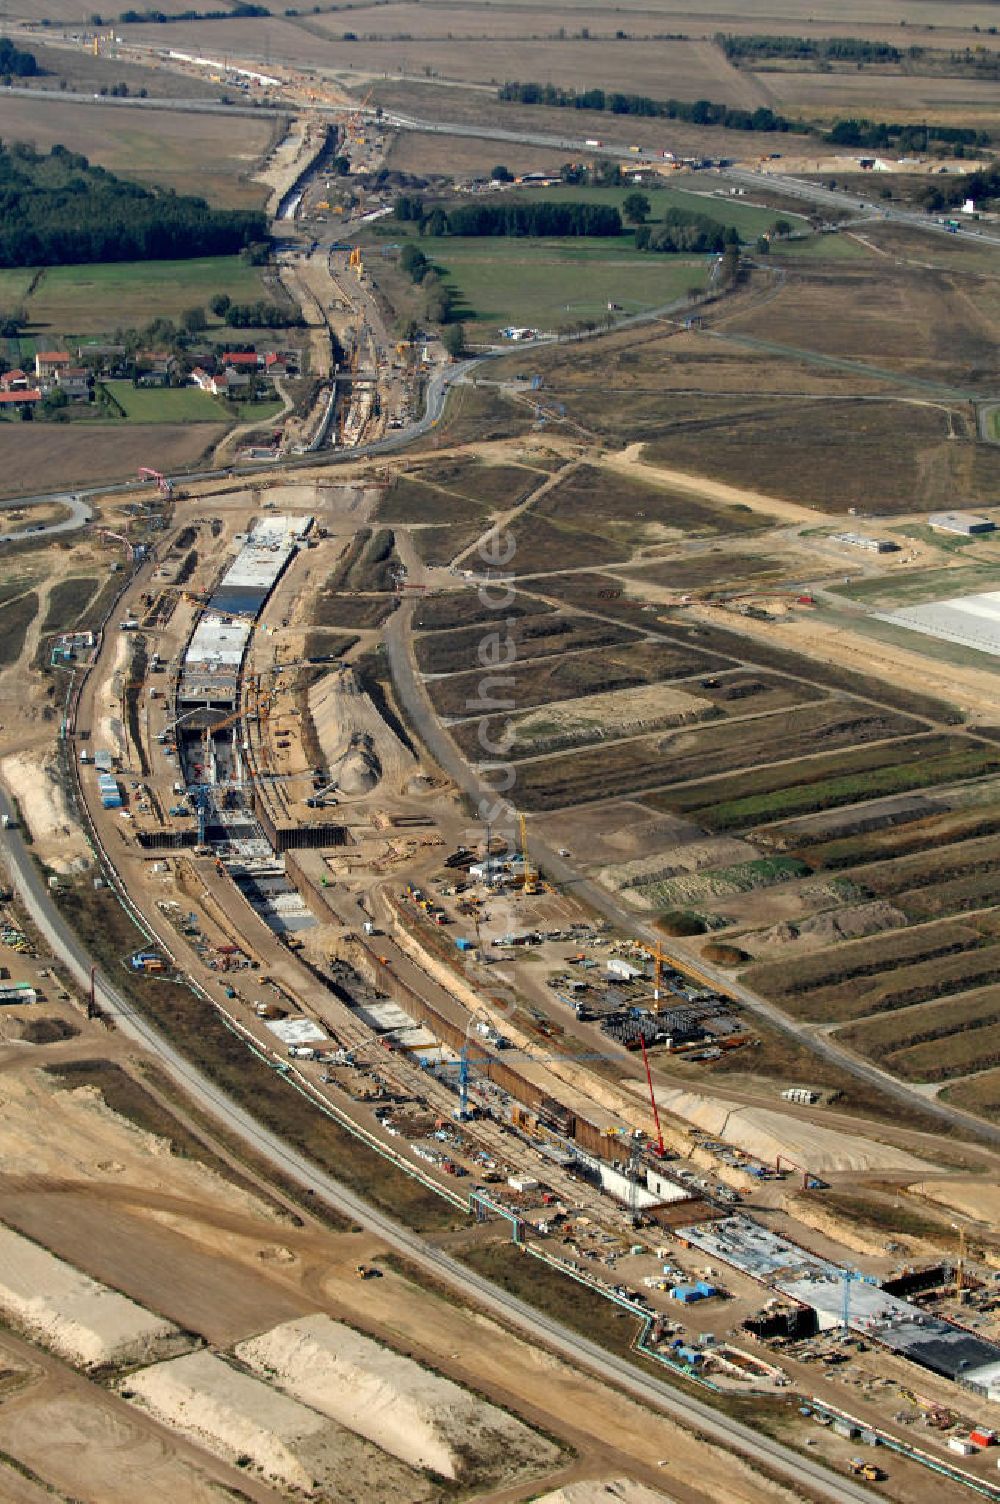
[770,232,871,260]
[435,239,707,333]
[16,257,277,335]
[495,182,810,240]
[104,382,229,423]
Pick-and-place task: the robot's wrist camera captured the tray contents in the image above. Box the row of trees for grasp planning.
[826,117,987,148]
[0,142,268,268]
[719,33,902,63]
[422,201,623,238]
[497,80,992,148]
[117,3,268,20]
[498,81,792,134]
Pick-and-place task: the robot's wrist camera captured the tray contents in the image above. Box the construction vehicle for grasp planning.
[355,1264,382,1279]
[847,1459,884,1483]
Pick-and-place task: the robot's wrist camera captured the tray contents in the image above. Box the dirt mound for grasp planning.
[236,1315,558,1483]
[511,682,713,757]
[750,901,907,954]
[625,1083,930,1174]
[123,1350,431,1502]
[535,1482,676,1504]
[600,837,753,892]
[308,668,416,800]
[701,943,748,967]
[2,751,91,874]
[0,1225,186,1370]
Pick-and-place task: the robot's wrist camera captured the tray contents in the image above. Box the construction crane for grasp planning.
[638,1035,666,1157]
[100,528,135,561]
[137,466,173,496]
[348,245,364,279]
[631,938,675,1011]
[953,1222,967,1297]
[519,812,539,895]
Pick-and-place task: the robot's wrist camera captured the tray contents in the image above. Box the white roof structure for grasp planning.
[186,614,252,668]
[265,1017,328,1046]
[876,591,1000,658]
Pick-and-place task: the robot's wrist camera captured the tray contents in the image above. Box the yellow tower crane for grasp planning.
[634,939,667,1011]
[954,1222,967,1298]
[519,813,539,895]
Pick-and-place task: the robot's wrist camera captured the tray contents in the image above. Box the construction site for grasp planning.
[0,450,971,1504]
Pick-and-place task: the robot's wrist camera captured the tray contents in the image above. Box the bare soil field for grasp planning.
[385,457,543,518]
[744,916,986,1000]
[380,478,485,529]
[535,461,772,541]
[385,131,570,179]
[413,589,551,632]
[618,551,794,592]
[318,32,765,104]
[507,512,632,575]
[22,41,229,101]
[516,700,919,811]
[788,800,1000,868]
[943,1071,1000,1124]
[726,266,1000,390]
[416,612,636,675]
[502,326,894,402]
[0,426,226,499]
[0,96,275,208]
[310,593,397,630]
[756,66,1000,126]
[421,382,534,448]
[643,401,984,516]
[426,638,731,717]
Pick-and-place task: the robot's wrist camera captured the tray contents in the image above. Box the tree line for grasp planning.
[498,81,791,134]
[497,80,992,147]
[719,34,903,63]
[116,3,268,21]
[395,198,623,237]
[0,142,268,268]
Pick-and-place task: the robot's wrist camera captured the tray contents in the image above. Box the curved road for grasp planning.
[0,788,875,1504]
[0,491,92,544]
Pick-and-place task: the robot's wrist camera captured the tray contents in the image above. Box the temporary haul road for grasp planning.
[0,792,877,1504]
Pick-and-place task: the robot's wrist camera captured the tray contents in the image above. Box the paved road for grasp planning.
[382,604,1000,1153]
[0,788,875,1504]
[722,166,1000,250]
[0,491,92,544]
